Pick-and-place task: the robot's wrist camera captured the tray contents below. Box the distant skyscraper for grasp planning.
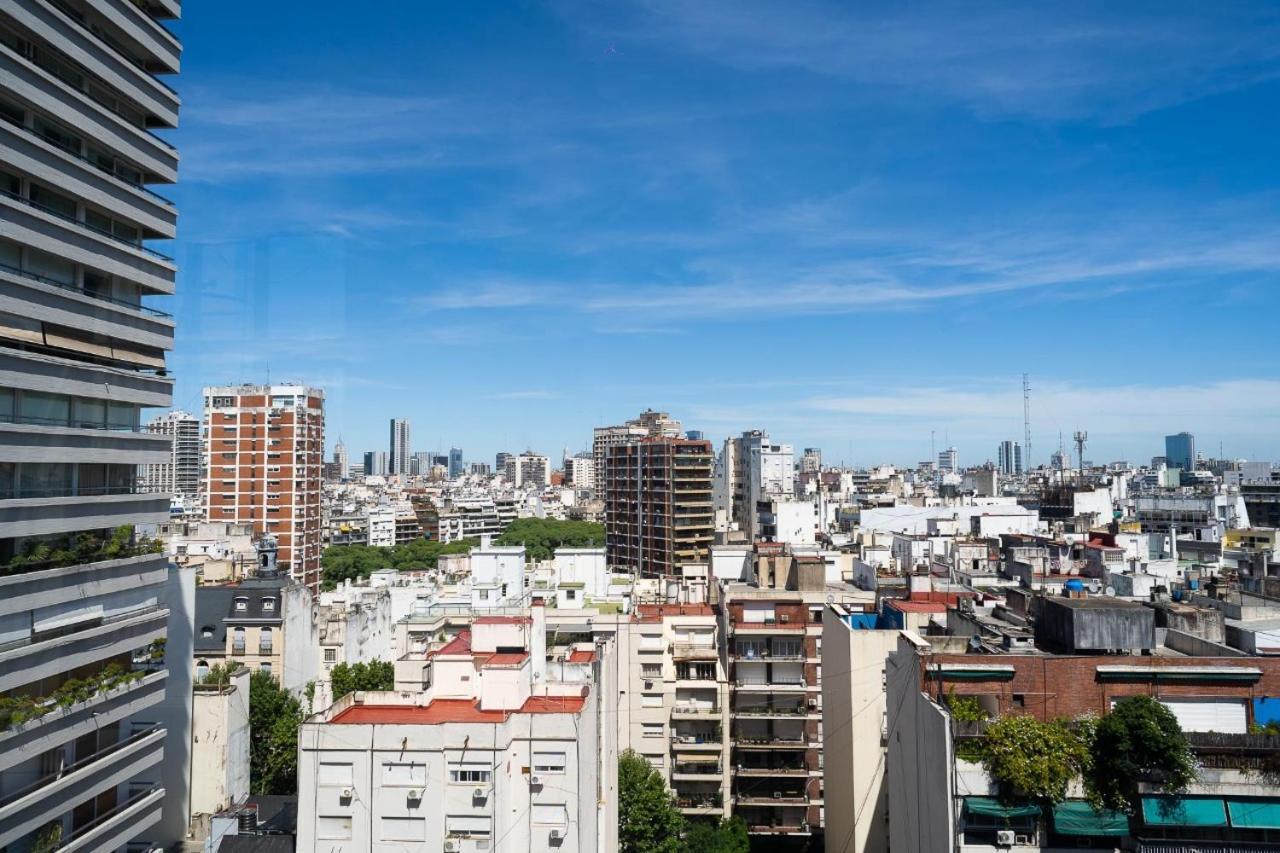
[142,410,201,500]
[728,430,794,540]
[506,452,551,487]
[364,450,388,476]
[333,439,349,476]
[204,384,325,590]
[411,450,431,476]
[1014,443,1024,475]
[998,440,1023,477]
[592,409,683,494]
[389,418,410,476]
[938,447,959,473]
[448,447,464,478]
[800,447,823,474]
[1166,432,1196,472]
[496,451,515,477]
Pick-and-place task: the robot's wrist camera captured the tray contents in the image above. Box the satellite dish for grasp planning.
[826,594,835,604]
[1104,586,1116,597]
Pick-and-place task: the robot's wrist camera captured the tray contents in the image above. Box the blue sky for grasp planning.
[160,1,1280,468]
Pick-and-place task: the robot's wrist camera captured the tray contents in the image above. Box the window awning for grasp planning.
[928,663,1017,682]
[1096,665,1262,684]
[1227,799,1280,830]
[1053,802,1129,837]
[964,797,1040,819]
[1141,797,1228,827]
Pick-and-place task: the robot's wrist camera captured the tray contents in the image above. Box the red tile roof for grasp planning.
[567,649,596,664]
[633,603,714,622]
[329,693,587,725]
[476,652,530,668]
[475,615,532,625]
[886,599,949,613]
[427,631,473,658]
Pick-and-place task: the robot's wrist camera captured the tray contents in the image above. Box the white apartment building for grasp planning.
[299,609,616,853]
[505,452,551,488]
[565,454,595,489]
[728,431,795,540]
[471,542,526,609]
[141,409,200,500]
[367,504,396,548]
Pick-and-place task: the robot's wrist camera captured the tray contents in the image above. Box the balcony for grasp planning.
[672,762,723,781]
[733,737,807,751]
[733,704,813,719]
[671,728,722,750]
[734,679,807,693]
[731,622,805,636]
[0,670,166,773]
[675,794,723,815]
[0,604,167,693]
[59,785,164,853]
[0,726,165,848]
[736,793,809,807]
[672,644,718,661]
[671,704,720,718]
[734,765,810,777]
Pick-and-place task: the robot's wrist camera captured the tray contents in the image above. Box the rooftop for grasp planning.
[329,694,587,725]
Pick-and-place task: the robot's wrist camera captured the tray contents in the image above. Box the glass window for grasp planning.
[0,388,13,421]
[28,183,76,219]
[448,763,492,784]
[532,752,566,774]
[0,168,18,198]
[21,391,70,425]
[73,397,106,428]
[24,247,74,286]
[0,461,14,496]
[0,239,19,270]
[84,208,112,235]
[20,462,72,497]
[107,402,137,430]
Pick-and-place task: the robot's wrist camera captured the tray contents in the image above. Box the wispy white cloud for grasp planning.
[483,390,561,401]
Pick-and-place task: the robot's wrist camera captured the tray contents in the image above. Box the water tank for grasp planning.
[237,809,257,833]
[1187,579,1199,591]
[1172,589,1184,602]
[1064,579,1085,593]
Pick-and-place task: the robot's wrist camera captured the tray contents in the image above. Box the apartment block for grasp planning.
[0,0,187,848]
[728,430,795,540]
[388,417,409,477]
[612,603,731,821]
[592,409,682,495]
[141,408,199,500]
[300,608,616,853]
[604,437,713,578]
[505,451,551,488]
[203,383,325,591]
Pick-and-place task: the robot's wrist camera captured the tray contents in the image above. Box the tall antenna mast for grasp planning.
[1022,373,1032,469]
[1074,430,1088,477]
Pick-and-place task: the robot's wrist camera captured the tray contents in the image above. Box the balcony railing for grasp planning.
[0,260,172,318]
[675,794,723,810]
[0,484,145,500]
[0,189,172,262]
[672,704,719,716]
[0,725,160,808]
[734,705,809,717]
[673,762,723,775]
[736,678,807,688]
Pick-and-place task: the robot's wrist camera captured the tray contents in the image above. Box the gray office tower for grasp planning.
[389,417,410,476]
[1166,432,1196,472]
[0,0,193,848]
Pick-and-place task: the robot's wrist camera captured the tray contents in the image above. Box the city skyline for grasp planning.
[161,2,1280,464]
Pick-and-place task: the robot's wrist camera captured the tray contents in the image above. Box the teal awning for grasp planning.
[1053,802,1129,837]
[965,797,1040,819]
[1227,799,1280,829]
[1141,797,1228,827]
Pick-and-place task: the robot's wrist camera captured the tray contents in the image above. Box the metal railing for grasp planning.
[0,483,145,500]
[0,260,172,318]
[0,409,144,432]
[1,109,175,207]
[0,189,173,262]
[0,725,161,808]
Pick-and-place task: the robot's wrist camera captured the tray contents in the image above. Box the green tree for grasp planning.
[320,538,479,590]
[683,816,750,853]
[619,750,686,853]
[330,660,395,698]
[980,715,1092,806]
[248,670,304,795]
[494,518,605,562]
[1088,696,1197,813]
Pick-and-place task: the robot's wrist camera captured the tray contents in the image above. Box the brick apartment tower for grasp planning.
[604,436,714,577]
[203,384,325,590]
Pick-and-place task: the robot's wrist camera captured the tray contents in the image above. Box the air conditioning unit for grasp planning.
[473,786,488,799]
[807,698,818,708]
[406,788,422,800]
[339,787,353,799]
[779,614,790,623]
[995,830,1016,847]
[1015,835,1033,846]
[529,775,544,787]
[773,792,783,799]
[549,828,565,841]
[443,841,460,852]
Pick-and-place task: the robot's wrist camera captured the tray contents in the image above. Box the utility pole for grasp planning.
[1074,430,1088,478]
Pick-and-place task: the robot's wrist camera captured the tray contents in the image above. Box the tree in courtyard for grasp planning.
[248,670,304,795]
[619,751,687,853]
[683,816,750,853]
[979,714,1092,806]
[329,660,395,698]
[1087,695,1197,812]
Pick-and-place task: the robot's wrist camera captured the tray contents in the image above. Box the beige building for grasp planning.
[188,665,250,831]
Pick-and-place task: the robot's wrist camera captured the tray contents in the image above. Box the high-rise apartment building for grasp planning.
[728,431,794,540]
[938,447,958,474]
[565,452,595,488]
[448,446,463,478]
[364,449,387,476]
[997,440,1024,477]
[604,436,713,577]
[141,409,200,500]
[0,0,190,847]
[1166,432,1196,472]
[800,447,822,474]
[203,384,325,591]
[506,451,551,488]
[592,409,683,495]
[388,417,409,476]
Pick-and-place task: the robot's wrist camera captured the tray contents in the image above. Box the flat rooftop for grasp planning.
[330,695,587,725]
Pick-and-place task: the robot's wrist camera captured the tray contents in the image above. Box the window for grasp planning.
[533,752,566,774]
[445,816,490,839]
[323,648,337,663]
[641,723,663,739]
[380,817,425,842]
[448,762,492,784]
[382,762,427,787]
[532,804,568,826]
[645,753,664,769]
[641,693,663,708]
[233,597,248,612]
[231,627,245,654]
[262,598,276,612]
[641,662,662,679]
[317,762,353,786]
[259,627,273,654]
[565,588,577,600]
[259,662,272,676]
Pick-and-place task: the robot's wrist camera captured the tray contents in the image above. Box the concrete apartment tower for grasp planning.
[141,409,200,500]
[592,409,682,495]
[604,436,713,578]
[0,0,192,848]
[203,384,325,591]
[388,417,409,477]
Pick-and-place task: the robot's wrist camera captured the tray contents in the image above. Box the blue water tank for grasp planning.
[1172,589,1184,602]
[1187,579,1199,590]
[1064,579,1085,593]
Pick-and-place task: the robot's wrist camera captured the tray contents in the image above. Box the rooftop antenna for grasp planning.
[1022,374,1032,469]
[1074,430,1088,477]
